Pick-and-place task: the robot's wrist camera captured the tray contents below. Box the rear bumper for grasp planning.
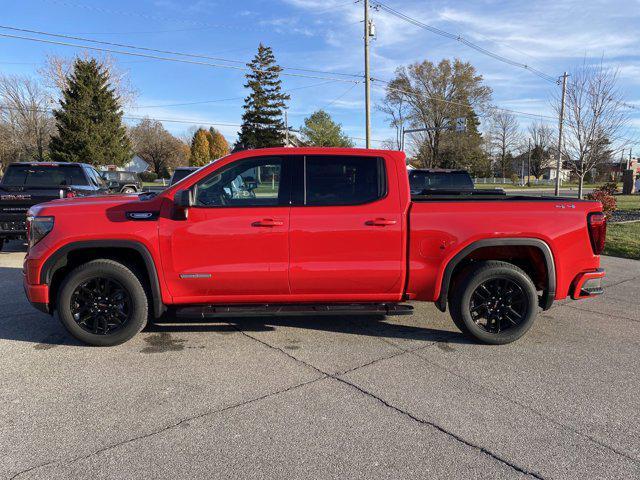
[571,269,605,300]
[23,276,50,314]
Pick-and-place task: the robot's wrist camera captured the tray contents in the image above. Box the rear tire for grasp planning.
[57,259,148,346]
[449,261,538,345]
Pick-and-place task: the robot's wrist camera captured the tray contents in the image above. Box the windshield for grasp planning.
[1,165,88,187]
[410,171,474,191]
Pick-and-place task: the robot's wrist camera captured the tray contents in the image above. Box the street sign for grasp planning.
[454,117,467,133]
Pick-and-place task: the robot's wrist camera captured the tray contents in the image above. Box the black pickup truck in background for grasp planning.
[408,168,475,195]
[408,168,505,197]
[0,162,109,250]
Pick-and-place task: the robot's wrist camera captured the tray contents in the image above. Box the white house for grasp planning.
[122,155,149,173]
[99,155,149,173]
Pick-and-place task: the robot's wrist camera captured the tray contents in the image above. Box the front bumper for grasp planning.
[571,269,606,300]
[23,276,50,314]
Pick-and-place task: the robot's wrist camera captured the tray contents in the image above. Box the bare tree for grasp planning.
[129,118,189,177]
[377,95,408,150]
[489,111,520,178]
[0,74,55,165]
[381,59,492,168]
[527,121,554,179]
[554,60,629,198]
[39,53,137,106]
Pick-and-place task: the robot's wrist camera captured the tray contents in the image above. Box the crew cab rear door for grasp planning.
[288,154,404,299]
[159,155,293,302]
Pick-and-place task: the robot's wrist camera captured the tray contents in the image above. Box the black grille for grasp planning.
[0,220,26,232]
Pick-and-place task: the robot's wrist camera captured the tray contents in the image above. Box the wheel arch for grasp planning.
[40,240,165,318]
[435,238,556,312]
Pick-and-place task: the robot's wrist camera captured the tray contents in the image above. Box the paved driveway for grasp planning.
[1,241,639,479]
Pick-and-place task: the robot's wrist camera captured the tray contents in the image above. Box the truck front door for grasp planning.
[159,155,293,302]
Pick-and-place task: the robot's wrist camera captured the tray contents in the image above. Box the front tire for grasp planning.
[122,187,136,194]
[57,259,148,346]
[449,261,538,345]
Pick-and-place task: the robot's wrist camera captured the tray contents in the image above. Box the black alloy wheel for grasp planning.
[57,259,148,346]
[469,278,528,334]
[70,277,132,335]
[449,260,538,345]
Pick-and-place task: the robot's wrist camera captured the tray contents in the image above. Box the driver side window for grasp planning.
[194,156,283,207]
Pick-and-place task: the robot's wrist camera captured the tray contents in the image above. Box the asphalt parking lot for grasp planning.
[1,240,639,479]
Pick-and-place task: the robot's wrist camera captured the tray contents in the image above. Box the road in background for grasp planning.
[503,188,595,197]
[1,241,639,479]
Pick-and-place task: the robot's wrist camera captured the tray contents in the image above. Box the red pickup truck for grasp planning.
[23,148,606,346]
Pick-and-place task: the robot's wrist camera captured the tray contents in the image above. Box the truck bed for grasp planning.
[405,197,602,303]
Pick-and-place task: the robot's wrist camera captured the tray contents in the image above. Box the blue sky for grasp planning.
[1,0,639,149]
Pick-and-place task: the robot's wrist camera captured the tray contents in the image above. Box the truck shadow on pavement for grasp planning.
[146,314,471,346]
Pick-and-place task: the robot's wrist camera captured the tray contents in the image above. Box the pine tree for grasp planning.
[300,110,354,147]
[208,127,229,159]
[50,58,130,166]
[190,128,210,166]
[236,44,290,150]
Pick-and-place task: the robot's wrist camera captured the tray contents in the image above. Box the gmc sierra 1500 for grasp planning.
[23,148,606,346]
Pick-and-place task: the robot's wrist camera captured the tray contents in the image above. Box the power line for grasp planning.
[134,80,340,109]
[0,103,389,144]
[0,25,362,80]
[0,32,361,84]
[321,82,361,110]
[0,103,242,127]
[37,0,258,33]
[371,2,558,84]
[370,80,557,121]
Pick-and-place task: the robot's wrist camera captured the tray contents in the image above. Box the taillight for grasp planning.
[588,212,606,255]
[65,191,76,198]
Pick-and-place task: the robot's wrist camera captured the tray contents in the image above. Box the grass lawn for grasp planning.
[616,195,640,211]
[604,221,640,260]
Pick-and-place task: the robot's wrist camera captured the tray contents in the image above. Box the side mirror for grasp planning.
[174,189,195,207]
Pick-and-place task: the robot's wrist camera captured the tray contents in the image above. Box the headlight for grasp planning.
[26,216,54,249]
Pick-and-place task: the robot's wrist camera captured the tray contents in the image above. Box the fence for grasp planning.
[473,177,556,185]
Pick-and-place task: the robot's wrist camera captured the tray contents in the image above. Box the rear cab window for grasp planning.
[1,164,88,187]
[301,155,386,206]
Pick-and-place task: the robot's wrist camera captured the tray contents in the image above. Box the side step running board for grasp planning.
[175,303,414,319]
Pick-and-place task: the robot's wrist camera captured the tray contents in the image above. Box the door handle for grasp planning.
[366,218,397,226]
[252,218,284,227]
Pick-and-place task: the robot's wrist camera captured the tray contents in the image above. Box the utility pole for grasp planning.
[284,110,289,146]
[364,0,371,149]
[527,138,531,187]
[554,72,568,196]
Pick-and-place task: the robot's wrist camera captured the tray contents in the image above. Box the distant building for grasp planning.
[541,166,571,181]
[99,155,150,173]
[123,155,149,173]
